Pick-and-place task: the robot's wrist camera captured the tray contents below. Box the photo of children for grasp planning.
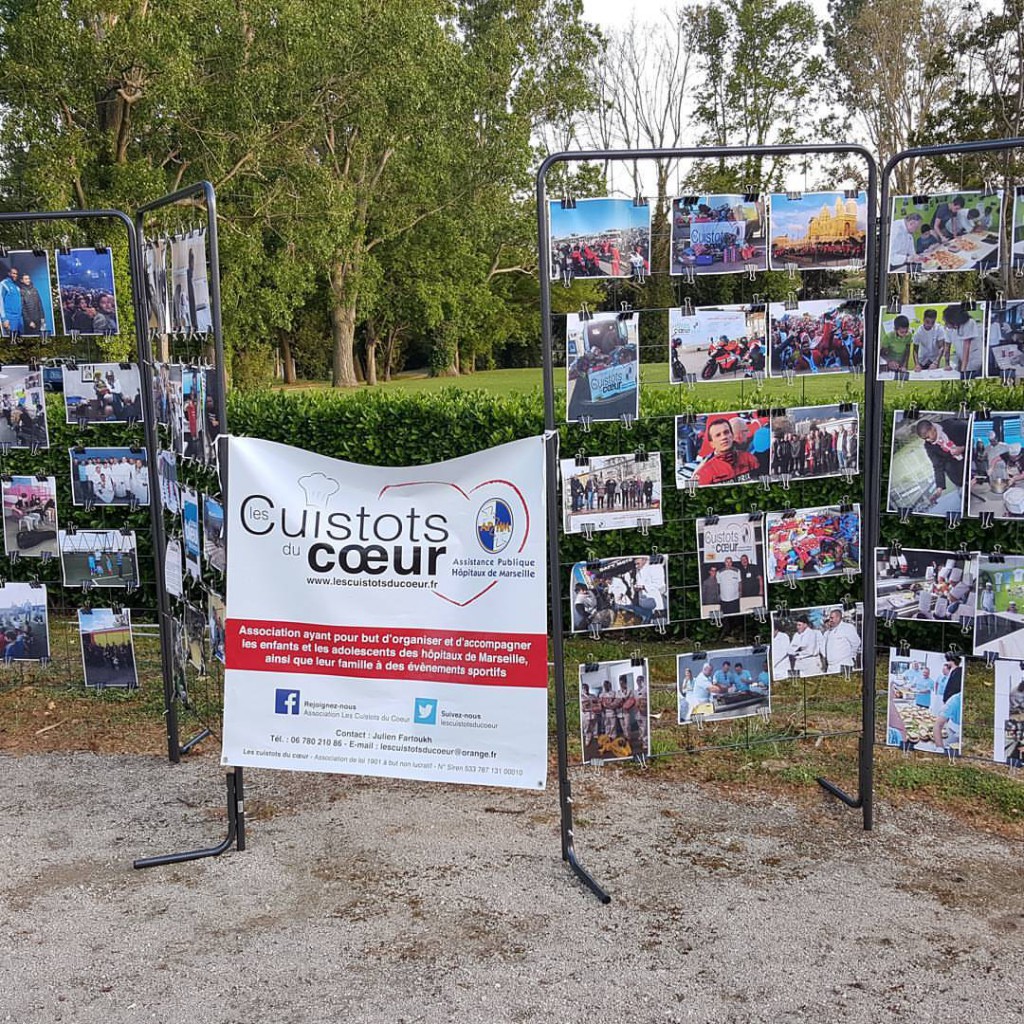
[78,608,137,689]
[887,410,970,517]
[69,447,150,507]
[565,312,638,423]
[878,303,986,380]
[570,554,668,633]
[768,299,864,375]
[62,363,143,425]
[202,494,225,573]
[966,411,1024,519]
[770,404,858,481]
[157,450,180,516]
[208,591,226,665]
[987,301,1024,378]
[668,304,766,382]
[670,194,767,276]
[770,604,863,681]
[548,198,651,282]
[768,191,867,270]
[54,247,119,336]
[183,489,201,580]
[560,451,662,534]
[888,191,1002,273]
[677,647,770,724]
[695,514,765,619]
[974,554,1024,658]
[181,365,206,459]
[0,251,55,337]
[874,547,976,622]
[170,230,214,332]
[993,660,1024,765]
[0,367,48,448]
[0,582,49,661]
[1,475,58,558]
[579,659,650,763]
[675,409,771,489]
[1013,186,1024,266]
[143,237,171,334]
[886,648,962,755]
[59,529,139,588]
[764,505,861,583]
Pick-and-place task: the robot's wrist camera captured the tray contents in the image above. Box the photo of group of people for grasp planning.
[987,300,1024,377]
[566,312,639,423]
[677,647,770,724]
[578,659,650,763]
[203,494,225,573]
[770,405,858,480]
[993,660,1024,765]
[62,363,143,425]
[169,230,213,333]
[768,191,867,269]
[769,299,864,375]
[1,475,57,558]
[548,198,651,282]
[670,194,767,276]
[675,409,771,488]
[888,191,1002,273]
[0,582,49,661]
[764,505,861,583]
[878,303,986,380]
[770,604,863,680]
[55,247,119,336]
[560,452,662,534]
[695,514,765,619]
[886,648,963,755]
[887,410,968,517]
[59,529,139,588]
[78,608,137,689]
[0,251,55,337]
[668,304,766,382]
[974,554,1024,659]
[570,554,668,633]
[0,367,48,448]
[967,411,1024,519]
[875,548,976,623]
[69,447,150,507]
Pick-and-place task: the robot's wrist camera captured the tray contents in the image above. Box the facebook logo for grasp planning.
[275,689,301,715]
[413,698,438,725]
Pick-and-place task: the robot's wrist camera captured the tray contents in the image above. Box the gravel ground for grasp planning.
[1,751,1021,1024]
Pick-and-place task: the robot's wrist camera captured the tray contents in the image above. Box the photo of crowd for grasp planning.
[0,251,55,337]
[69,447,150,507]
[78,608,137,689]
[183,489,201,579]
[63,363,143,425]
[765,505,861,583]
[170,230,213,333]
[579,659,650,763]
[548,198,651,281]
[669,304,766,382]
[675,409,771,489]
[570,554,669,633]
[144,236,171,334]
[887,410,969,517]
[203,494,225,573]
[878,303,986,380]
[886,648,962,755]
[55,247,119,336]
[565,312,639,423]
[670,194,767,276]
[1,475,57,558]
[993,660,1024,765]
[209,591,226,665]
[59,529,139,588]
[987,300,1024,377]
[560,451,662,534]
[875,547,977,622]
[0,582,49,661]
[677,647,770,724]
[966,411,1024,519]
[974,554,1024,659]
[0,367,48,448]
[771,604,862,681]
[888,191,1002,273]
[158,450,180,516]
[695,514,765,619]
[768,299,864,375]
[770,405,858,481]
[768,191,867,269]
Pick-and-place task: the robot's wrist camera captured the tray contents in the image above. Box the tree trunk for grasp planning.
[365,320,378,386]
[329,263,359,387]
[280,331,297,384]
[383,327,399,382]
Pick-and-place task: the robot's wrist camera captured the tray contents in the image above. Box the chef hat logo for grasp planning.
[297,472,340,509]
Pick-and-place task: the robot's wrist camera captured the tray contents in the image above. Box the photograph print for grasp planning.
[1014,186,1024,268]
[170,230,213,333]
[888,191,1002,274]
[183,488,201,580]
[677,647,770,725]
[887,410,969,518]
[185,601,207,673]
[987,301,1024,378]
[695,514,765,620]
[967,411,1024,519]
[548,198,651,281]
[203,366,222,464]
[0,250,55,337]
[764,505,861,584]
[0,582,49,661]
[55,247,119,336]
[669,193,767,276]
[63,362,143,425]
[668,304,766,383]
[579,659,650,764]
[886,647,963,755]
[143,236,171,334]
[675,409,771,489]
[974,554,1024,659]
[565,311,638,423]
[78,608,137,689]
[157,450,180,516]
[181,365,206,459]
[768,191,867,270]
[202,494,225,573]
[993,659,1024,765]
[878,302,986,380]
[208,591,226,665]
[69,447,150,508]
[768,299,864,375]
[570,554,668,633]
[59,529,139,589]
[2,475,58,558]
[769,404,858,482]
[560,451,663,535]
[0,366,48,448]
[770,604,863,681]
[874,547,976,624]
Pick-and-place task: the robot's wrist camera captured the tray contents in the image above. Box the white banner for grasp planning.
[221,435,550,790]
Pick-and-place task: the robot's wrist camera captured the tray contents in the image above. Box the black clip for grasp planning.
[743,190,758,203]
[633,193,648,208]
[119,361,132,370]
[683,195,698,206]
[634,448,648,463]
[904,406,920,420]
[785,191,803,201]
[631,657,644,667]
[912,194,930,205]
[839,402,854,414]
[703,508,719,527]
[747,507,764,523]
[578,303,592,322]
[561,194,577,210]
[692,651,707,664]
[93,242,107,255]
[990,546,1006,564]
[617,302,633,321]
[574,451,589,468]
[961,296,977,313]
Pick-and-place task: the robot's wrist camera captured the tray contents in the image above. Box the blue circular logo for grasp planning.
[476,498,513,553]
